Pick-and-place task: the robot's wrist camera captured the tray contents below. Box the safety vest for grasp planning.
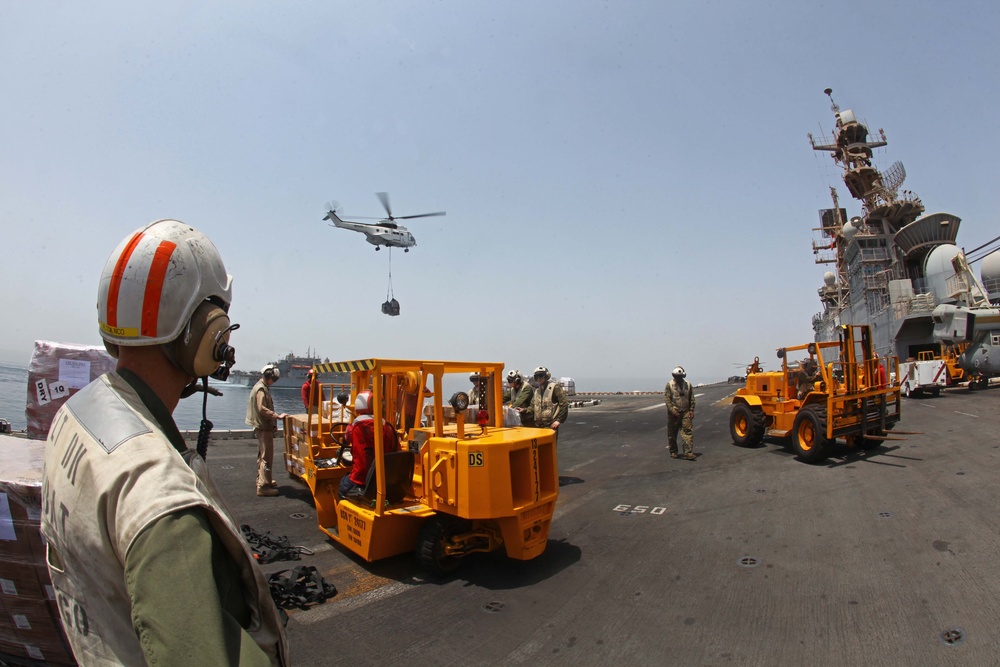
[532,381,559,427]
[664,379,693,413]
[246,378,275,429]
[41,373,289,666]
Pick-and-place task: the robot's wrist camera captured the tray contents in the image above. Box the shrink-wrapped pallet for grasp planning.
[25,341,115,440]
[0,435,76,665]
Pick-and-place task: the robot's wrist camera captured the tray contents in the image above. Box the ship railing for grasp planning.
[946,274,972,300]
[983,275,1000,295]
[892,292,937,319]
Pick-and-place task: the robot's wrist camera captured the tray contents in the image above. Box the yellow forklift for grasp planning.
[284,359,559,575]
[729,325,902,463]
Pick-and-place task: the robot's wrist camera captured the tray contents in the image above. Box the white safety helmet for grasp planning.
[469,372,481,382]
[507,369,521,383]
[672,366,686,379]
[533,366,550,381]
[355,390,373,415]
[262,364,280,381]
[98,220,233,349]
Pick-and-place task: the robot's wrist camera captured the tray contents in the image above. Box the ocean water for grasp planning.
[0,363,671,433]
[0,364,306,432]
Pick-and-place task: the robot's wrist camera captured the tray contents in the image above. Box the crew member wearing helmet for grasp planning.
[338,389,401,500]
[530,366,568,435]
[468,372,487,405]
[247,364,289,496]
[664,366,696,460]
[503,369,535,427]
[40,220,289,665]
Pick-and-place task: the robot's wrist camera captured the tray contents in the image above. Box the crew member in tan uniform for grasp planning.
[664,365,696,460]
[530,366,569,437]
[246,364,287,496]
[40,219,289,666]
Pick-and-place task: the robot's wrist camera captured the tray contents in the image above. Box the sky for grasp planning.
[2,1,998,391]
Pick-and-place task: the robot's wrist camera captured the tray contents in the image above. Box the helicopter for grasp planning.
[322,192,445,251]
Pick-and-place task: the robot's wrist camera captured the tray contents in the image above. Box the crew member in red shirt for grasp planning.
[301,368,316,411]
[338,390,400,499]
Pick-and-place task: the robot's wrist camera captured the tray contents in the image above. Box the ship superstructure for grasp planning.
[229,349,348,389]
[808,89,970,360]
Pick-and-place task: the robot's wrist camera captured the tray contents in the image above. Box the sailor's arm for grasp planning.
[125,508,272,667]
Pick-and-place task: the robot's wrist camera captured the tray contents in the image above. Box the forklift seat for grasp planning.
[361,450,415,504]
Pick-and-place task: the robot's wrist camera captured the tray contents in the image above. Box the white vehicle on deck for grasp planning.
[899,358,947,397]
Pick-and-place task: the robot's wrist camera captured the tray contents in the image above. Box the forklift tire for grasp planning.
[729,403,765,447]
[792,405,829,464]
[416,514,466,577]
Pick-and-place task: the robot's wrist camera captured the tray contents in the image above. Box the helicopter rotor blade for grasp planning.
[395,211,447,220]
[375,192,393,219]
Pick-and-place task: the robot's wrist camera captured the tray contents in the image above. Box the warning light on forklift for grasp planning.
[477,409,490,426]
[450,391,470,411]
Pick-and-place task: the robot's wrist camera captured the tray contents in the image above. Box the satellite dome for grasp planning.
[823,271,836,286]
[923,244,961,302]
[842,221,857,240]
[982,249,1000,299]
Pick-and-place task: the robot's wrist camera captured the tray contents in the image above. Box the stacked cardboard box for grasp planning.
[0,435,76,665]
[25,341,115,440]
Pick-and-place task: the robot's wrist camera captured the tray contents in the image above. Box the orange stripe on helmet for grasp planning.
[106,231,144,327]
[140,240,177,337]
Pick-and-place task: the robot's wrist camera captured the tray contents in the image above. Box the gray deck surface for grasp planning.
[205,383,999,666]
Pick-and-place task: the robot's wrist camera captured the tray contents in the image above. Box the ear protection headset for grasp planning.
[169,301,238,379]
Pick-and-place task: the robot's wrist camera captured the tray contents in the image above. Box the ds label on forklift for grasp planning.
[468,451,484,467]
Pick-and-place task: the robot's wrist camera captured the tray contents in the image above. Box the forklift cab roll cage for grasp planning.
[287,359,559,574]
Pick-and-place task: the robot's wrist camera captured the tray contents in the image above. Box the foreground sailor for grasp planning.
[41,220,289,666]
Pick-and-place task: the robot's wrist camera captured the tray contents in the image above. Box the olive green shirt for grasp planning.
[119,370,272,666]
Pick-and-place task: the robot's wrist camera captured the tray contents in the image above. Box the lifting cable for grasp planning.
[386,246,395,301]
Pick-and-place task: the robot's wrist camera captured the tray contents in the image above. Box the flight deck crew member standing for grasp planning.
[40,219,289,666]
[247,364,287,496]
[301,367,317,411]
[531,366,568,436]
[504,369,535,427]
[665,365,696,460]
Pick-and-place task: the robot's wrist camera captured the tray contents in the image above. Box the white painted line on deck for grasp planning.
[955,411,979,418]
[566,456,602,472]
[638,403,664,411]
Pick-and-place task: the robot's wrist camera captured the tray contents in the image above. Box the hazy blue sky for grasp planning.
[2,1,998,390]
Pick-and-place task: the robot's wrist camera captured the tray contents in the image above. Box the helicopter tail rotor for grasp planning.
[323,200,342,221]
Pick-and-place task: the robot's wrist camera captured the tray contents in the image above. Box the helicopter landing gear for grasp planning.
[375,246,380,251]
[404,248,409,253]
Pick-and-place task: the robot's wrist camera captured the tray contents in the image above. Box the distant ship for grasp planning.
[228,349,348,389]
[807,89,1000,362]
